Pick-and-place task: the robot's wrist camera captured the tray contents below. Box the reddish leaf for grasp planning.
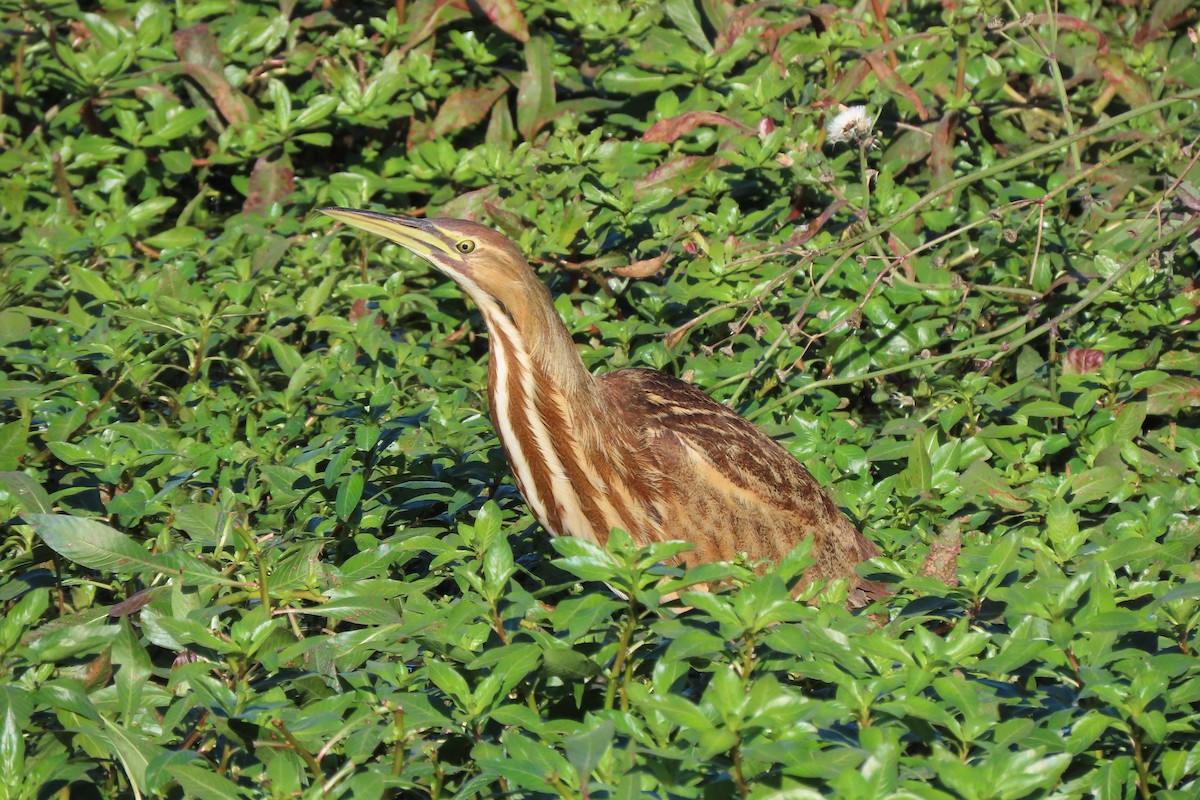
[930,112,958,203]
[172,23,222,73]
[397,0,471,57]
[406,117,431,152]
[349,299,385,326]
[1095,54,1160,123]
[786,199,847,246]
[634,155,715,198]
[474,0,529,42]
[642,111,752,144]
[863,51,929,120]
[517,36,555,141]
[434,185,500,221]
[1146,375,1200,415]
[429,78,509,141]
[172,25,254,125]
[828,59,872,106]
[109,588,164,618]
[1133,0,1195,45]
[1063,348,1104,375]
[482,201,524,239]
[1024,12,1109,53]
[243,156,294,215]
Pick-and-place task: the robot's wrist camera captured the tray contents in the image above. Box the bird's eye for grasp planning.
[456,240,476,254]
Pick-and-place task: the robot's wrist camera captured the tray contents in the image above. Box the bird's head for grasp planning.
[319,207,540,316]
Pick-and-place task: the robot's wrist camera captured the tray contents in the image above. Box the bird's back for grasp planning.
[596,368,881,600]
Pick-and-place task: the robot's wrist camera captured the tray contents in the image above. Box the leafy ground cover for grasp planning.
[2,0,1199,797]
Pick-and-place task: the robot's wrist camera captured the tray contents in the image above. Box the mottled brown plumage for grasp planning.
[321,208,883,605]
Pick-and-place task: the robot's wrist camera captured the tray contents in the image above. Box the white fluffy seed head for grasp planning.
[826,105,874,145]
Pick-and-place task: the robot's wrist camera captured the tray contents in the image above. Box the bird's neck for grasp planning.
[472,279,593,397]
[475,276,610,545]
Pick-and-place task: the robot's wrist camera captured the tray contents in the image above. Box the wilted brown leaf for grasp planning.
[918,522,962,587]
[612,251,672,278]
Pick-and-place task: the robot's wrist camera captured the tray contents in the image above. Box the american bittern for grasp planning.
[321,209,883,605]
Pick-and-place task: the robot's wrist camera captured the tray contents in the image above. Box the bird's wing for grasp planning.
[599,368,880,592]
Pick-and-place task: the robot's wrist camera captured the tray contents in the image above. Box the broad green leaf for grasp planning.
[0,471,51,513]
[0,686,33,782]
[516,35,554,140]
[334,470,364,519]
[665,0,710,51]
[563,719,614,783]
[1018,400,1072,417]
[0,419,28,471]
[308,595,403,626]
[1070,466,1125,507]
[28,514,159,575]
[540,647,602,680]
[1045,500,1085,560]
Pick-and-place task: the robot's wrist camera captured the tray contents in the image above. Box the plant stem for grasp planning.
[605,603,639,711]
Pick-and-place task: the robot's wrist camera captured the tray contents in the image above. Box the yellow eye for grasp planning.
[456,240,476,254]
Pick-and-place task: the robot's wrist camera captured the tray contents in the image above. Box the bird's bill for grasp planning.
[319,207,457,262]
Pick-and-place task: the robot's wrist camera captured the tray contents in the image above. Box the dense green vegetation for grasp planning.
[2,0,1199,797]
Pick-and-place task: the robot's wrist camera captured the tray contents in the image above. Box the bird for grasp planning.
[320,208,884,605]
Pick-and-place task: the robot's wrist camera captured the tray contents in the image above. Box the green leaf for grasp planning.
[563,719,614,784]
[0,471,51,513]
[1110,402,1146,444]
[0,589,48,651]
[540,647,602,680]
[0,309,31,345]
[1045,500,1085,560]
[0,686,33,781]
[127,196,176,227]
[334,471,364,520]
[425,659,472,708]
[599,66,690,94]
[96,718,168,796]
[1070,466,1125,507]
[1018,400,1073,417]
[309,595,403,626]
[0,419,28,471]
[159,758,246,800]
[28,514,158,575]
[665,0,710,51]
[516,36,554,140]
